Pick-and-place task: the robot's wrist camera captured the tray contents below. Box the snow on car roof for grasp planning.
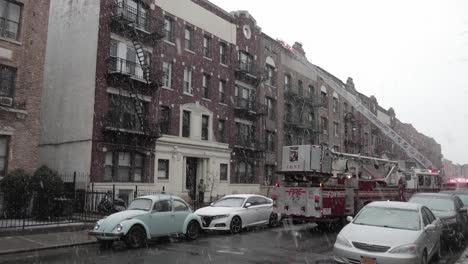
[137,194,183,201]
[223,194,261,199]
[367,201,421,211]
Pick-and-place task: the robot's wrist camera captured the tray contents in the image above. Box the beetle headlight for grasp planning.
[94,222,100,230]
[116,224,123,232]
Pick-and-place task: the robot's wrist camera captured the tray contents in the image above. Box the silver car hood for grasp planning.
[340,223,421,248]
[195,206,242,216]
[430,210,456,219]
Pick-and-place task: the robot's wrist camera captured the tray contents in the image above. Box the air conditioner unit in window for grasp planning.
[0,97,13,107]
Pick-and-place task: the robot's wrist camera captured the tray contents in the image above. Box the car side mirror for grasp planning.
[245,203,252,208]
[425,224,436,232]
[346,216,353,222]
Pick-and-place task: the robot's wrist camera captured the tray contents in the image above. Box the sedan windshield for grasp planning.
[353,207,421,231]
[212,197,245,207]
[409,196,455,212]
[128,199,152,211]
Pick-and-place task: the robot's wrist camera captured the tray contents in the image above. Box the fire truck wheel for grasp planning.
[268,213,279,227]
[230,216,242,234]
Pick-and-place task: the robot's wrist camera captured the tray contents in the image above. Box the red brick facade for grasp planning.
[0,0,50,176]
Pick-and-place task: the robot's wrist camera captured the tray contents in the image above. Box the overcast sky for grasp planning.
[210,0,468,164]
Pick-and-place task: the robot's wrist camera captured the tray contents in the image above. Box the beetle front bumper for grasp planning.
[88,231,124,240]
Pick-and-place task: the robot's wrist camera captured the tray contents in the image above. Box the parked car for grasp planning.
[440,190,468,209]
[89,194,202,248]
[409,192,468,248]
[334,201,442,264]
[194,194,279,233]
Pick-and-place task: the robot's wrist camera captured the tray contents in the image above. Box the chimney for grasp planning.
[346,77,355,90]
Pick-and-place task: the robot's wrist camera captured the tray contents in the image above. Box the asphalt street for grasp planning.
[0,223,464,264]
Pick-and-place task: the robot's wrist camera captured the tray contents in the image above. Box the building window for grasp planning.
[203,35,211,58]
[286,103,292,117]
[308,112,315,125]
[162,62,172,88]
[284,74,291,91]
[220,163,228,181]
[265,165,275,185]
[0,136,9,177]
[0,65,16,99]
[233,160,255,184]
[321,91,328,108]
[183,68,192,94]
[158,159,169,179]
[202,74,210,99]
[266,65,275,86]
[333,97,339,112]
[236,122,253,147]
[266,97,275,119]
[218,119,226,143]
[298,80,303,95]
[266,131,275,151]
[219,80,226,103]
[308,85,315,96]
[184,26,193,51]
[108,95,147,131]
[344,102,348,113]
[220,42,227,64]
[201,115,209,140]
[334,122,339,137]
[239,51,253,72]
[164,16,174,42]
[182,110,191,137]
[0,0,21,40]
[104,151,145,182]
[159,106,171,134]
[321,117,328,134]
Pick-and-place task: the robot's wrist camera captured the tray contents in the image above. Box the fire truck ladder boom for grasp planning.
[288,53,434,169]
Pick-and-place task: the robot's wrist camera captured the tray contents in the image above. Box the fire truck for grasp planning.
[272,145,441,229]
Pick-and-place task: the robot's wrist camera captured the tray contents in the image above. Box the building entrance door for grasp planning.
[186,157,198,200]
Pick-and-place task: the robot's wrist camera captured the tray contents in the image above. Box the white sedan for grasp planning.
[195,194,280,233]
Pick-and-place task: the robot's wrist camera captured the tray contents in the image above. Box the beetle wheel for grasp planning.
[124,225,146,249]
[185,220,200,240]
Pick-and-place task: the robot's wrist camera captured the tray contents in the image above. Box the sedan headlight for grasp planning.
[442,217,457,225]
[212,214,229,220]
[334,234,352,248]
[94,222,100,230]
[389,244,417,254]
[116,224,123,232]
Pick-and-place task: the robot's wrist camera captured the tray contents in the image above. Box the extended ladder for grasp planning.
[286,50,434,169]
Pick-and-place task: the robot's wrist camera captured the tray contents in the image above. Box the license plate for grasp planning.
[360,256,376,264]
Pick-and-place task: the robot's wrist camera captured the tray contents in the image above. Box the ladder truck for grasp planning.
[272,145,440,230]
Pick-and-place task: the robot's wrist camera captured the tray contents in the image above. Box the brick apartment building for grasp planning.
[39,0,443,201]
[0,0,50,178]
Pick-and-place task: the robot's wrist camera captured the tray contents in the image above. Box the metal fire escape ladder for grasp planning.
[287,53,434,169]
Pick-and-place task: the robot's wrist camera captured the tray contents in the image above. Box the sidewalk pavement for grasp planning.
[456,247,468,264]
[0,226,97,255]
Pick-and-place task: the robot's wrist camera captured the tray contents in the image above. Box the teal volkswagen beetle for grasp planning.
[89,194,202,248]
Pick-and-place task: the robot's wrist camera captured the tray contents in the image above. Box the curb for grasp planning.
[0,223,94,237]
[0,240,98,256]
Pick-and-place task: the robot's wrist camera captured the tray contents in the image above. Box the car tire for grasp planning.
[268,213,279,228]
[185,220,200,240]
[421,250,428,264]
[98,240,113,249]
[230,216,242,234]
[124,225,147,249]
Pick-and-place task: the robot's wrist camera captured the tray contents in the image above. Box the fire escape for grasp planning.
[104,1,164,148]
[283,86,323,145]
[232,53,267,184]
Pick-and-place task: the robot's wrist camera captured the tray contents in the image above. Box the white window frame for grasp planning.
[183,68,192,94]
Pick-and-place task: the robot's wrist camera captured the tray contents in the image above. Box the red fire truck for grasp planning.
[272,145,441,230]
